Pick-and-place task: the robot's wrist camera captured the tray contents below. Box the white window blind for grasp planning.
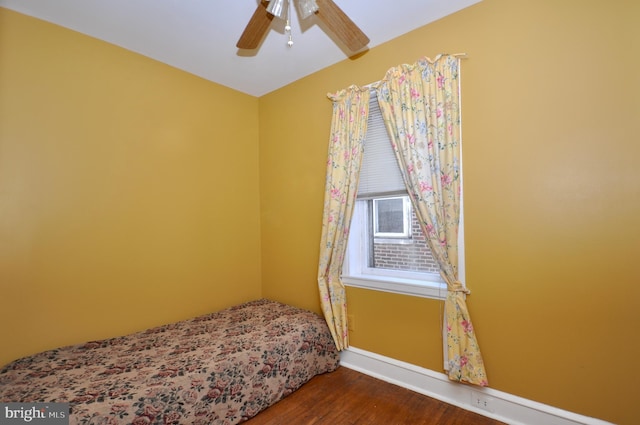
[358,92,407,198]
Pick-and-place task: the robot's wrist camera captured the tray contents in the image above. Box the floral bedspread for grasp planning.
[0,299,340,424]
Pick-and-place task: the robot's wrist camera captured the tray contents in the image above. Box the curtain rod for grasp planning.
[331,54,469,98]
[363,53,468,90]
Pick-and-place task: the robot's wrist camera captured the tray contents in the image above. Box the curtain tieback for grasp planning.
[449,281,471,295]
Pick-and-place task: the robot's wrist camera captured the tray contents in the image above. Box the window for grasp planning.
[372,196,411,238]
[342,92,464,300]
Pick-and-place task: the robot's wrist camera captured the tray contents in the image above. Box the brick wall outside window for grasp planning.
[373,210,440,274]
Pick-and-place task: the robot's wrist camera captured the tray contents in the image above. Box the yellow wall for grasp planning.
[2,1,639,424]
[0,9,262,365]
[259,1,640,424]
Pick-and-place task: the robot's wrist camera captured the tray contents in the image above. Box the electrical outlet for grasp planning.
[471,390,494,413]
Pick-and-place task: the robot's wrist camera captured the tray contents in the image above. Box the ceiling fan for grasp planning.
[236,0,370,52]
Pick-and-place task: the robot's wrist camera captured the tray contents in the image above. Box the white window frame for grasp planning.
[343,199,462,300]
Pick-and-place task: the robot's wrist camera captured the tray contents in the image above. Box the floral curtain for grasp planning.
[317,85,370,351]
[374,55,488,386]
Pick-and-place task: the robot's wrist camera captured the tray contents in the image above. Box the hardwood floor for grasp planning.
[245,366,505,425]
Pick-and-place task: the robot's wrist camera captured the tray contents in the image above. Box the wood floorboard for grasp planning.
[245,366,506,425]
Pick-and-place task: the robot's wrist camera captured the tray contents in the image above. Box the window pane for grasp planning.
[375,198,404,234]
[371,205,440,274]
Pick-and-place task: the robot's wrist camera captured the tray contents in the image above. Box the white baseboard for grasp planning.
[340,347,613,425]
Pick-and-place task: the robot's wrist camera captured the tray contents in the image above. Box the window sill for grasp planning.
[373,237,414,245]
[342,275,448,300]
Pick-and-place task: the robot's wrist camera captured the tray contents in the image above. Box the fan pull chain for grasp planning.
[285,19,293,47]
[285,0,293,47]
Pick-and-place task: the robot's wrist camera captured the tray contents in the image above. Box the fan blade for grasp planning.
[236,1,274,49]
[315,0,369,52]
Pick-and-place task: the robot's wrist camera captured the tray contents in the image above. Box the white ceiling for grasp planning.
[0,0,481,97]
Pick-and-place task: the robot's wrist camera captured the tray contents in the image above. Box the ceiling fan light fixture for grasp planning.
[266,0,288,19]
[237,0,369,52]
[298,0,319,19]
